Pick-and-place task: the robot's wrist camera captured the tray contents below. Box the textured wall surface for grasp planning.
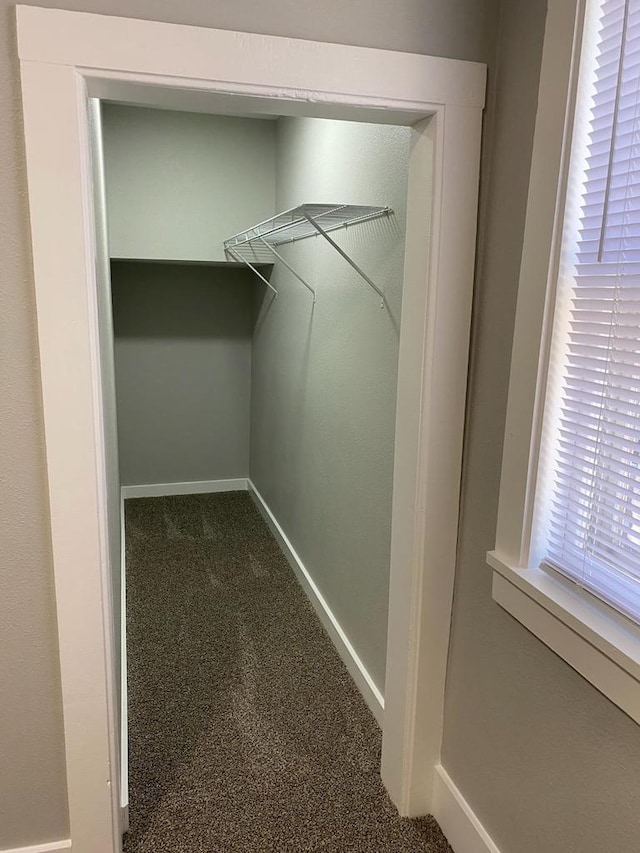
[0,0,496,848]
[103,105,277,490]
[112,262,255,486]
[102,105,276,262]
[250,117,410,691]
[442,2,640,852]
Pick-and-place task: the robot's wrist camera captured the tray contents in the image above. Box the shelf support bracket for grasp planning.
[226,247,278,297]
[258,237,316,302]
[302,213,386,308]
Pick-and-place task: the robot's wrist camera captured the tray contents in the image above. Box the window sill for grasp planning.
[487,550,640,724]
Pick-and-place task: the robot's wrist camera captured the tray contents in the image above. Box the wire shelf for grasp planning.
[224,204,391,251]
[223,203,392,305]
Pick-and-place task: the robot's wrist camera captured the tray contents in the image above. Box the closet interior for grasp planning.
[99,101,411,846]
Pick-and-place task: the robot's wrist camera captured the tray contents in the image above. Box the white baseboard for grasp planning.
[0,841,72,853]
[121,478,248,499]
[432,764,501,853]
[247,479,384,726]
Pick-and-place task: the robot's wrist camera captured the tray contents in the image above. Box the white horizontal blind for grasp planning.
[538,0,640,623]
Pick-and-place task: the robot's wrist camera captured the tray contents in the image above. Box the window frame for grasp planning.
[489,0,640,725]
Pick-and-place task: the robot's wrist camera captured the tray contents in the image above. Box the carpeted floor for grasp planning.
[123,491,454,853]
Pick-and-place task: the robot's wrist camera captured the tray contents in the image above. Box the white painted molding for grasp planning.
[489,552,640,726]
[17,7,485,112]
[121,478,248,499]
[18,7,484,841]
[0,841,72,853]
[432,765,501,853]
[120,805,129,836]
[381,107,483,817]
[119,494,128,831]
[248,480,384,725]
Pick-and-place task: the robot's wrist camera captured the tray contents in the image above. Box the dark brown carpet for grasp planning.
[123,491,453,853]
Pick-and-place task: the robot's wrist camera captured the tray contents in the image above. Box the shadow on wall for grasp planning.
[250,214,403,339]
[111,261,262,338]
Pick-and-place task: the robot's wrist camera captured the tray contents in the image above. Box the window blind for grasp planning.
[540,0,640,623]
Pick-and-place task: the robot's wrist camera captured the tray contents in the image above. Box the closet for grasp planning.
[100,102,411,846]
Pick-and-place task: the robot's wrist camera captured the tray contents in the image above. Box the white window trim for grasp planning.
[490,0,640,725]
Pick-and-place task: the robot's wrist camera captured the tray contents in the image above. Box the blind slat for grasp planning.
[537,0,640,626]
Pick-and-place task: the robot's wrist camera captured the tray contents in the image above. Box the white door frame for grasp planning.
[17,7,485,850]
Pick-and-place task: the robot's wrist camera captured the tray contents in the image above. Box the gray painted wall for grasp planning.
[11,3,640,853]
[112,262,255,486]
[441,2,640,853]
[102,105,276,262]
[103,105,278,491]
[250,117,410,692]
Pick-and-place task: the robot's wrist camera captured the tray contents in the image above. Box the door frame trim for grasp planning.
[17,7,485,848]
